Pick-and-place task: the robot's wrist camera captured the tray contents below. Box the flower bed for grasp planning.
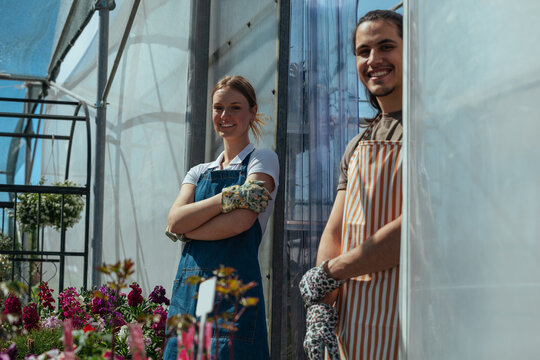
[0,260,258,360]
[0,281,169,360]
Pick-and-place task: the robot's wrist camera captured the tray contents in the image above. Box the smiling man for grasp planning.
[300,10,403,360]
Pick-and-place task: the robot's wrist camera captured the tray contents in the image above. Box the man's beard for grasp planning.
[372,86,396,98]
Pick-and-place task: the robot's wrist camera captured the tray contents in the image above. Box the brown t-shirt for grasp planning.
[337,111,402,191]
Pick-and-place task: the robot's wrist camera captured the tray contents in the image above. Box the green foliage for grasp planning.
[0,233,21,282]
[72,329,112,358]
[10,178,85,233]
[0,327,62,360]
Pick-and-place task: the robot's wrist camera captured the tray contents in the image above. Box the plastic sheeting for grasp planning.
[402,1,540,358]
[41,0,192,293]
[0,1,59,77]
[283,0,359,356]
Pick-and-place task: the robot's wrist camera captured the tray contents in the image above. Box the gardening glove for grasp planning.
[300,260,345,307]
[221,180,271,214]
[304,303,340,360]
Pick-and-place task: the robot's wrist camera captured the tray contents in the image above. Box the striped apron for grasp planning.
[335,126,402,359]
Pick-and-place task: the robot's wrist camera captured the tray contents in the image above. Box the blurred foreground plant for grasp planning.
[168,265,259,359]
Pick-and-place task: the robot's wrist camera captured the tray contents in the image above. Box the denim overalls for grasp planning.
[163,152,270,360]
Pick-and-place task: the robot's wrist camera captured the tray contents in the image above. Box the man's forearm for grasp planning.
[326,215,401,281]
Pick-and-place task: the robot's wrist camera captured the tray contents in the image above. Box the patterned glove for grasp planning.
[300,260,345,307]
[304,304,340,360]
[221,180,271,214]
[164,225,191,243]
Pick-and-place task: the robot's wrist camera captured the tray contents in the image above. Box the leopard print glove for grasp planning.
[300,260,345,307]
[304,304,340,360]
[221,180,271,214]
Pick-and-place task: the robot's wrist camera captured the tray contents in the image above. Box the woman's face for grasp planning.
[212,87,255,144]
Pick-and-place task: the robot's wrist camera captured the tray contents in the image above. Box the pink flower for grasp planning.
[128,283,143,307]
[22,302,40,330]
[128,323,147,360]
[204,322,213,359]
[63,319,75,360]
[178,324,196,359]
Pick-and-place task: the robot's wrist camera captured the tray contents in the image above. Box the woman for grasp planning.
[163,75,278,360]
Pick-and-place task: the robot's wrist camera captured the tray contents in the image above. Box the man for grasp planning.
[300,10,403,360]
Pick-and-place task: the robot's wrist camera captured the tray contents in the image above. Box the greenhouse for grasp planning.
[1,0,540,359]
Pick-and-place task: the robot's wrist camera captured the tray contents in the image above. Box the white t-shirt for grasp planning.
[182,143,279,233]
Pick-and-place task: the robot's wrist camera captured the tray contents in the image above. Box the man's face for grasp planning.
[355,20,403,102]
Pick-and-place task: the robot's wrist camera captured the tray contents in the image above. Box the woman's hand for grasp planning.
[167,183,222,235]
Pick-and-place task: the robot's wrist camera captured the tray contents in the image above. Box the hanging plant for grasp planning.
[10,178,85,233]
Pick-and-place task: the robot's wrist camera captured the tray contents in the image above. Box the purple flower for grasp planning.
[148,285,170,306]
[41,315,62,330]
[111,311,126,330]
[128,283,143,307]
[22,303,39,330]
[92,286,115,316]
[0,343,16,360]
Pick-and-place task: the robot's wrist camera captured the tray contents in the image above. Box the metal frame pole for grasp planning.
[271,0,290,357]
[185,0,211,169]
[92,2,113,287]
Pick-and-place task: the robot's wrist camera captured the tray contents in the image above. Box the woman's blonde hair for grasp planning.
[211,75,267,142]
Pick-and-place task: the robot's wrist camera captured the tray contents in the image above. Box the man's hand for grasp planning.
[304,304,340,360]
[300,260,345,307]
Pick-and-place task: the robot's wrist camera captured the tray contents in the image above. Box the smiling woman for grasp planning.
[164,76,279,360]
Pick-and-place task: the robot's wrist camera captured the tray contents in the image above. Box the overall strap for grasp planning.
[240,149,255,177]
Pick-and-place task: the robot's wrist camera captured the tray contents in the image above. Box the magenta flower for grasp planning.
[3,294,22,325]
[58,287,89,328]
[148,285,170,306]
[38,282,55,311]
[22,302,40,330]
[128,283,143,307]
[151,306,167,336]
